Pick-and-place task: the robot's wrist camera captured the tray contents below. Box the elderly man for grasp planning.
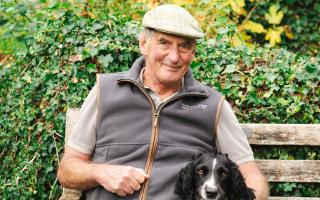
[57,4,269,200]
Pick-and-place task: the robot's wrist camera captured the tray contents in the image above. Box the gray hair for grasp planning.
[138,28,155,42]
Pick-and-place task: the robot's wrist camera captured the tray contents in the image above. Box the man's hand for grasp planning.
[92,164,149,197]
[58,146,149,197]
[239,161,269,200]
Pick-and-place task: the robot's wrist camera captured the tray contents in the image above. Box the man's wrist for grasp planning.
[89,162,100,187]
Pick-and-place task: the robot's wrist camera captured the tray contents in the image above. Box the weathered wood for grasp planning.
[256,160,320,182]
[65,108,81,147]
[242,124,320,146]
[59,188,82,200]
[59,108,82,200]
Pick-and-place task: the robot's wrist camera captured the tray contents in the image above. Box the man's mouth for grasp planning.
[163,63,181,71]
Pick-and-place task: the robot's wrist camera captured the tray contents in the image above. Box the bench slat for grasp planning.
[65,108,81,146]
[242,124,320,146]
[60,109,82,200]
[256,159,320,182]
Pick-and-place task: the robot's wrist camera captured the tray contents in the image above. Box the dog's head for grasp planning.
[174,152,255,200]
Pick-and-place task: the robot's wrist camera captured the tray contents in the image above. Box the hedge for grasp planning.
[0,8,319,199]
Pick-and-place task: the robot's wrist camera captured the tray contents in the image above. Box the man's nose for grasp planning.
[167,46,180,64]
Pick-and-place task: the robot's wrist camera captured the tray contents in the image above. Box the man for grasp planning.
[58,4,269,200]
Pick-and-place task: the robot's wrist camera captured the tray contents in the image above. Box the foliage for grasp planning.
[1,0,319,56]
[0,0,39,54]
[105,0,292,47]
[182,0,291,47]
[0,1,319,199]
[103,0,320,55]
[279,0,320,55]
[194,32,320,124]
[0,5,140,199]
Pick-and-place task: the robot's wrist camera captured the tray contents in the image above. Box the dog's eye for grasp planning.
[197,168,207,176]
[198,169,204,176]
[218,168,226,176]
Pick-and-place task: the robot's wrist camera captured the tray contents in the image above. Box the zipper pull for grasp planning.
[153,113,159,127]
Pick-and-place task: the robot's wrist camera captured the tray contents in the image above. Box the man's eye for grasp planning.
[178,43,193,53]
[159,40,168,46]
[180,43,191,49]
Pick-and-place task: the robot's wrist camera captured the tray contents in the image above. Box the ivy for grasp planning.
[0,7,139,199]
[193,36,320,124]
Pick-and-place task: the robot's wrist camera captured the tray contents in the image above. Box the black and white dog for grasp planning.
[174,152,255,200]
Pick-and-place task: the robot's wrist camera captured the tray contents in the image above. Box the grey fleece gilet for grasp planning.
[85,57,223,200]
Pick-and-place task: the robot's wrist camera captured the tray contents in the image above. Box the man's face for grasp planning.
[140,31,196,88]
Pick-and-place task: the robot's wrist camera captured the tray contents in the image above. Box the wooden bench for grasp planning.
[59,108,320,200]
[242,124,320,200]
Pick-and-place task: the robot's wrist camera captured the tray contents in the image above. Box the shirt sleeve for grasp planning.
[67,84,97,155]
[216,100,254,165]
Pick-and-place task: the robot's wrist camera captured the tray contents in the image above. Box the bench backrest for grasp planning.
[61,108,320,200]
[242,124,320,183]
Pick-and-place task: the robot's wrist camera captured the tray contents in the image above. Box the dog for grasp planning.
[174,152,255,200]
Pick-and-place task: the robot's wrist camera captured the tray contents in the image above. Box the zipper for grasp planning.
[139,112,159,200]
[118,79,208,200]
[139,94,207,200]
[117,79,158,200]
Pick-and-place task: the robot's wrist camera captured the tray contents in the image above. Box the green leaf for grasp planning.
[305,64,317,73]
[22,73,32,83]
[87,63,97,73]
[277,98,290,106]
[46,166,54,173]
[92,23,104,31]
[266,72,277,82]
[222,64,236,74]
[98,54,113,69]
[89,47,98,57]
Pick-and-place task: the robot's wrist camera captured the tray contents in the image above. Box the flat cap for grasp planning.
[142,4,204,39]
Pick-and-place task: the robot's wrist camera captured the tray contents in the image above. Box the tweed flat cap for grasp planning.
[142,4,204,39]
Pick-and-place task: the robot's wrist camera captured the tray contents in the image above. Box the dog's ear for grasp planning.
[242,186,256,200]
[227,159,256,200]
[174,162,195,200]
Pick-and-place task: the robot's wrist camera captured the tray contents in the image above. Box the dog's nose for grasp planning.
[206,191,218,199]
[205,186,219,199]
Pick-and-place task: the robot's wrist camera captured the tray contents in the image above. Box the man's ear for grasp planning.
[139,35,149,56]
[191,46,196,59]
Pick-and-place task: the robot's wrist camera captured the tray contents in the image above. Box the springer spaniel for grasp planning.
[174,152,255,200]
